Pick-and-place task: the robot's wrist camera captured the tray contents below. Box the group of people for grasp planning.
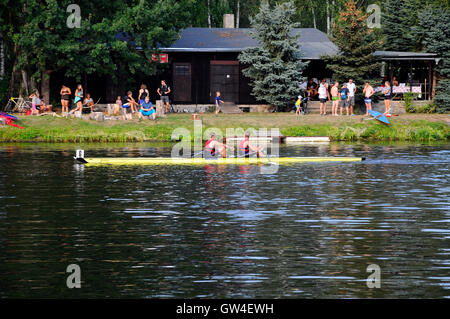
[114,81,171,120]
[302,78,393,116]
[29,92,52,115]
[60,84,96,115]
[56,80,171,120]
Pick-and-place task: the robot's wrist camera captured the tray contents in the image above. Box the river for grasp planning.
[0,142,449,298]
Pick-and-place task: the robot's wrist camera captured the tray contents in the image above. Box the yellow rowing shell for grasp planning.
[81,157,365,166]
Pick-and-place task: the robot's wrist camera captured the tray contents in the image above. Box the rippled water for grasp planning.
[0,142,449,298]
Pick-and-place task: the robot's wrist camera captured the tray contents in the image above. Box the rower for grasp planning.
[204,132,232,158]
[239,132,264,158]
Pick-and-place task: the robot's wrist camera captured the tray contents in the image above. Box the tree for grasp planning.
[322,1,381,89]
[2,0,193,103]
[381,0,445,52]
[416,6,450,112]
[238,1,308,111]
[382,0,410,51]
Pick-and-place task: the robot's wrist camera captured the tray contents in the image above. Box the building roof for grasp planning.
[159,28,338,60]
[374,51,439,61]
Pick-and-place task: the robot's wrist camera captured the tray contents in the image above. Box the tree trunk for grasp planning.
[312,8,317,29]
[331,0,335,36]
[207,0,211,28]
[0,34,4,80]
[21,70,29,97]
[432,69,437,98]
[30,76,37,93]
[84,73,87,96]
[236,0,240,28]
[326,0,330,35]
[41,71,51,104]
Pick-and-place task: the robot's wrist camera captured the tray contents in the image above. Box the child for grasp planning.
[215,91,224,116]
[29,92,41,115]
[295,96,302,115]
[114,96,122,116]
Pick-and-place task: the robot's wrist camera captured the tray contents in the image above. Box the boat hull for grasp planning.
[81,157,365,166]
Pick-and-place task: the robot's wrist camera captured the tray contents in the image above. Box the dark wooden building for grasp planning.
[159,28,338,105]
[373,51,440,100]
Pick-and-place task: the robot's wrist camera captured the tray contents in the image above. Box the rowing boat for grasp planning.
[75,156,365,166]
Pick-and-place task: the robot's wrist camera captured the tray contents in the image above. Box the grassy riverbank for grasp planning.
[0,113,448,142]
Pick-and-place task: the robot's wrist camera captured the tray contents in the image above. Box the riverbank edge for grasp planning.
[0,115,448,143]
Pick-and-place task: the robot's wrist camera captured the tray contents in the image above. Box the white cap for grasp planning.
[298,95,301,99]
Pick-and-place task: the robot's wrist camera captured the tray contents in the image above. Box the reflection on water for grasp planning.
[0,143,449,298]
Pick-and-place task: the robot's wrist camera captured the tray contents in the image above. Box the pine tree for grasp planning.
[383,0,426,51]
[322,1,381,85]
[238,1,308,111]
[417,6,450,112]
[382,0,409,51]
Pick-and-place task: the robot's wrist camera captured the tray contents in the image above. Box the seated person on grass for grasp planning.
[39,100,52,114]
[84,93,95,113]
[138,97,156,121]
[122,91,138,120]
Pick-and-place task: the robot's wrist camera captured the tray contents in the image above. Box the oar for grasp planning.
[191,150,204,158]
[92,97,101,109]
[235,151,258,158]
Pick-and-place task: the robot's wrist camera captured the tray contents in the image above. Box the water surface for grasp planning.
[0,142,449,298]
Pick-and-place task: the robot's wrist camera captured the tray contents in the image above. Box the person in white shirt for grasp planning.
[347,79,357,116]
[318,79,330,115]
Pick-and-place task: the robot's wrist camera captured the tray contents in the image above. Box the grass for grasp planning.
[0,113,448,142]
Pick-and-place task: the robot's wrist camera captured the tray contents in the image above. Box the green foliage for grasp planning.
[238,1,308,111]
[414,6,450,112]
[322,0,381,108]
[404,93,416,112]
[433,79,450,112]
[1,0,194,97]
[382,0,410,51]
[1,114,448,142]
[0,77,8,108]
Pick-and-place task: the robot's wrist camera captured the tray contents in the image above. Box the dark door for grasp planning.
[173,63,191,102]
[210,61,239,103]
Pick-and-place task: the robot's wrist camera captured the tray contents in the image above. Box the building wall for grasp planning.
[169,52,259,104]
[168,52,332,105]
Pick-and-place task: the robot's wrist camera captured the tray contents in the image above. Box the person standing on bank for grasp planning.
[138,84,149,106]
[339,83,350,116]
[363,82,374,116]
[215,91,224,116]
[347,79,357,116]
[157,80,171,114]
[69,84,83,115]
[383,81,392,114]
[330,82,339,116]
[60,85,71,114]
[318,79,330,115]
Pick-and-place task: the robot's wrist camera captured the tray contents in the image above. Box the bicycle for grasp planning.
[4,97,33,113]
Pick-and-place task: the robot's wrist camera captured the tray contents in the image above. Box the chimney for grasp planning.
[223,14,235,28]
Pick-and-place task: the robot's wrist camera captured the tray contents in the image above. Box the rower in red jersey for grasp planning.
[239,131,264,158]
[204,132,233,158]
